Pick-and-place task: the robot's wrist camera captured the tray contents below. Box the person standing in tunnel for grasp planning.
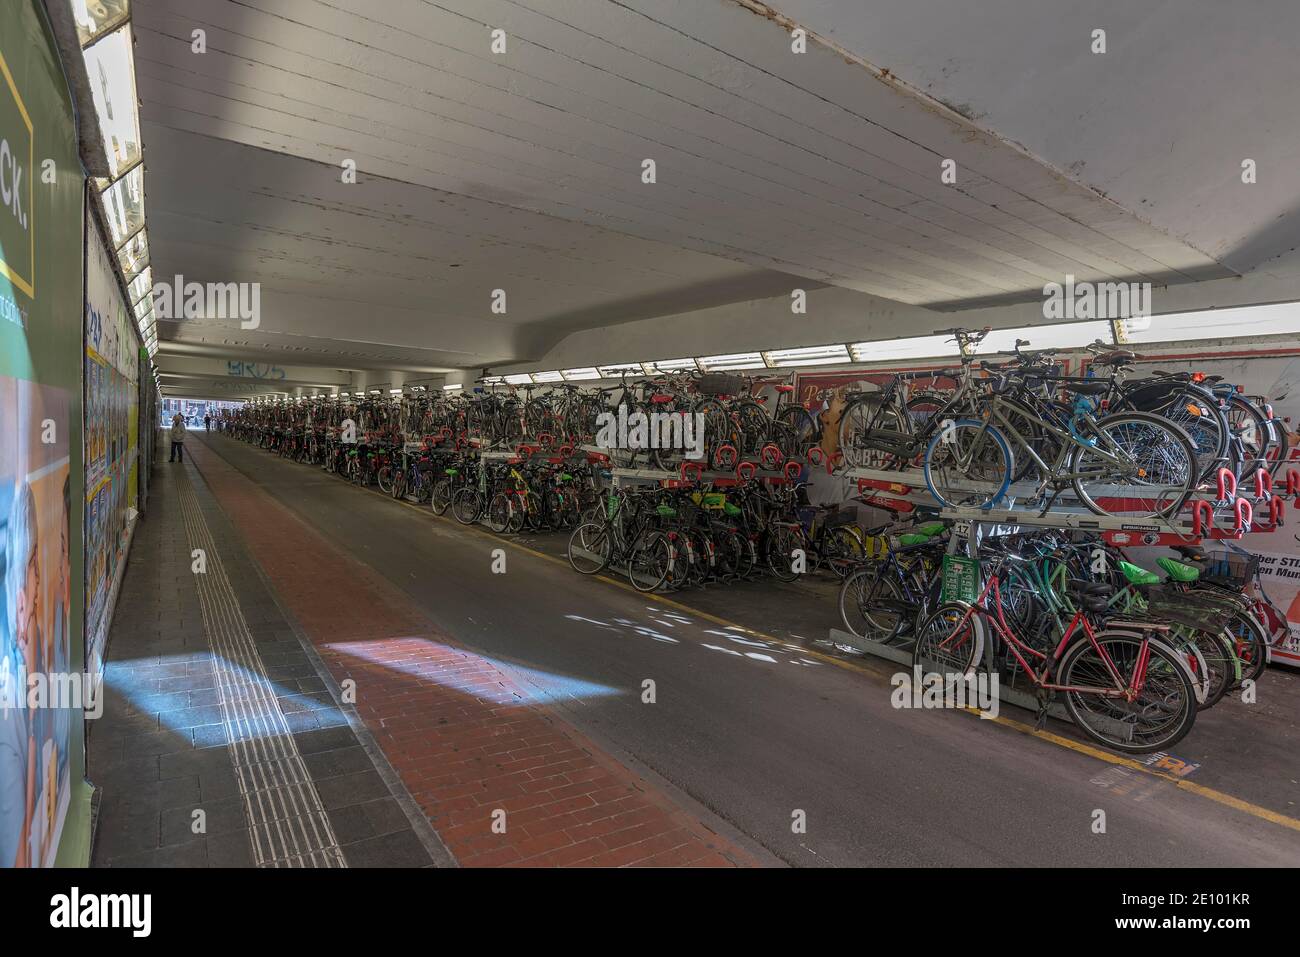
[168,413,186,462]
[204,413,211,433]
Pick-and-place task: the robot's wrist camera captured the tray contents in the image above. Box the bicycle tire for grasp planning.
[1058,633,1197,754]
[1069,411,1196,519]
[451,487,481,525]
[912,603,986,678]
[567,523,611,574]
[922,419,1014,509]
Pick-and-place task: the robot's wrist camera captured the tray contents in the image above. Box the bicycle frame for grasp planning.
[940,575,1151,700]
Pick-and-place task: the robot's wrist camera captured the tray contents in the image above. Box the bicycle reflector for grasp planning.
[1184,403,1203,417]
[1191,372,1206,382]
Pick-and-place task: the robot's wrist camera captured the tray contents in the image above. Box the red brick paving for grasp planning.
[188,441,757,868]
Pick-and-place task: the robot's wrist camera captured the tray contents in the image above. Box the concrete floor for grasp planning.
[172,432,1300,866]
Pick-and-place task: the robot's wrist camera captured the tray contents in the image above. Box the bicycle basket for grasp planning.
[1144,584,1234,633]
[696,372,749,397]
[1201,549,1259,589]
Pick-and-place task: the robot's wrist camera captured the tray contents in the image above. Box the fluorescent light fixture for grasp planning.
[504,374,533,385]
[531,371,564,383]
[597,363,643,379]
[340,392,349,397]
[849,334,960,363]
[562,368,600,380]
[389,389,402,394]
[442,384,462,391]
[480,375,504,385]
[72,0,132,47]
[369,389,381,395]
[83,24,142,179]
[1122,303,1300,344]
[972,320,1114,355]
[697,352,766,371]
[641,358,698,374]
[100,165,145,247]
[762,344,850,367]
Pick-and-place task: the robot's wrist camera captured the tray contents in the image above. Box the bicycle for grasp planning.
[912,557,1198,754]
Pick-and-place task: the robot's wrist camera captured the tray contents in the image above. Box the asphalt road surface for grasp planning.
[194,433,1300,867]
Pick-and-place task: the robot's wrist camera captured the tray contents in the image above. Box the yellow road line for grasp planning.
[200,438,1300,836]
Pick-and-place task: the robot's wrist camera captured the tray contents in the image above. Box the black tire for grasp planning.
[568,523,612,575]
[1058,633,1197,754]
[839,566,909,643]
[1070,412,1197,519]
[628,531,673,592]
[430,478,453,515]
[451,487,481,525]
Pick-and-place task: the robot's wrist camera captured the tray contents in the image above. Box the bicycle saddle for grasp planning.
[1117,560,1160,586]
[1058,380,1109,396]
[1156,557,1200,582]
[1093,350,1137,365]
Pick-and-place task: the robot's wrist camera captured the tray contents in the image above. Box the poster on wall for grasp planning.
[0,379,73,867]
[1,0,86,868]
[84,220,140,682]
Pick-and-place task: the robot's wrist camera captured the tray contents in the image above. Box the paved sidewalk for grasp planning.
[89,452,445,867]
[186,437,757,867]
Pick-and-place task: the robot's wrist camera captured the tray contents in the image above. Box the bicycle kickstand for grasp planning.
[1033,687,1054,731]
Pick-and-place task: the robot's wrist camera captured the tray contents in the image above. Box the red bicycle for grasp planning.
[911,557,1198,754]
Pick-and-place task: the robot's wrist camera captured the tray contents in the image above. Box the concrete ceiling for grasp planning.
[131,0,1295,397]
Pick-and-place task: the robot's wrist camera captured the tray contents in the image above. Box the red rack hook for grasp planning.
[1234,498,1253,533]
[1270,496,1285,528]
[680,460,704,484]
[1190,499,1213,537]
[1255,468,1273,499]
[1216,467,1237,501]
[714,444,738,469]
[783,459,803,481]
[760,443,784,470]
[806,446,825,467]
[737,461,758,481]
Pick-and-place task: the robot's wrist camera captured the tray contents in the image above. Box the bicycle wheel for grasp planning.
[628,531,674,592]
[765,524,803,582]
[712,527,745,580]
[567,522,612,574]
[451,487,481,525]
[838,398,906,470]
[912,603,986,677]
[839,566,910,643]
[1070,412,1196,519]
[1186,629,1236,710]
[922,419,1013,509]
[1223,608,1269,687]
[1265,415,1291,476]
[376,465,394,495]
[430,478,453,515]
[1058,633,1197,754]
[822,525,865,579]
[1119,382,1227,482]
[1227,393,1270,482]
[486,492,512,533]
